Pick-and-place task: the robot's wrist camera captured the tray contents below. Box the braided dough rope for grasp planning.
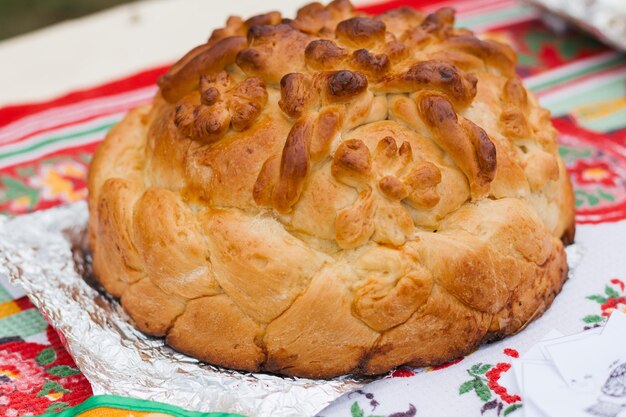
[88,0,575,378]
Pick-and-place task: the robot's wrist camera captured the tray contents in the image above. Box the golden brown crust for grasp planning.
[264,267,379,378]
[121,279,186,337]
[305,39,350,70]
[336,17,386,48]
[132,188,221,299]
[159,36,248,103]
[273,119,313,213]
[361,285,492,374]
[88,1,576,378]
[416,94,496,198]
[167,295,266,371]
[378,60,478,107]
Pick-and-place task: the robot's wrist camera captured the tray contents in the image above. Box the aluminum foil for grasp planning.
[526,0,626,51]
[0,202,370,417]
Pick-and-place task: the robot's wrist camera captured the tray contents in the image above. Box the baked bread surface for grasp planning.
[88,0,576,378]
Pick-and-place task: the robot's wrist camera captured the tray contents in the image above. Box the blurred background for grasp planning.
[0,0,137,40]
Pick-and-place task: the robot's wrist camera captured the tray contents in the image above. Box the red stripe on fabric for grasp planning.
[14,296,35,311]
[357,0,450,14]
[0,141,97,176]
[4,103,144,147]
[0,65,169,128]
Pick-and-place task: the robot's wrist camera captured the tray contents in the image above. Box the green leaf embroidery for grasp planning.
[470,363,483,374]
[597,189,615,202]
[574,190,590,208]
[586,295,608,304]
[558,146,592,160]
[474,380,492,402]
[36,348,56,366]
[517,53,536,68]
[46,402,69,413]
[605,285,620,299]
[36,379,70,397]
[15,166,36,177]
[576,189,611,207]
[1,176,31,193]
[459,380,475,394]
[560,36,602,59]
[503,403,523,416]
[524,31,550,54]
[582,315,605,324]
[575,196,585,208]
[587,193,600,207]
[42,157,65,165]
[0,176,39,206]
[47,365,81,377]
[475,364,492,375]
[351,402,365,417]
[560,40,580,59]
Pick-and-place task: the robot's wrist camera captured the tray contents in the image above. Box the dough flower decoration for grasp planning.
[331,135,441,248]
[174,71,268,143]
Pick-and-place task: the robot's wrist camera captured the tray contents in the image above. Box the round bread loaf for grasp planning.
[88,0,575,378]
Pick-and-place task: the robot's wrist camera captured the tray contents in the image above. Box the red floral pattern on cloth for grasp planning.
[583,278,626,328]
[556,118,626,224]
[459,349,523,416]
[485,364,521,405]
[570,161,620,187]
[0,149,94,215]
[502,349,519,359]
[0,326,92,416]
[488,20,608,79]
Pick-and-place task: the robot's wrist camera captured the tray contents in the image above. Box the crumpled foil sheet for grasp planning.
[0,202,370,417]
[526,0,626,51]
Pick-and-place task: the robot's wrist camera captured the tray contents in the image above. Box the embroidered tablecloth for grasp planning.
[1,0,626,416]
